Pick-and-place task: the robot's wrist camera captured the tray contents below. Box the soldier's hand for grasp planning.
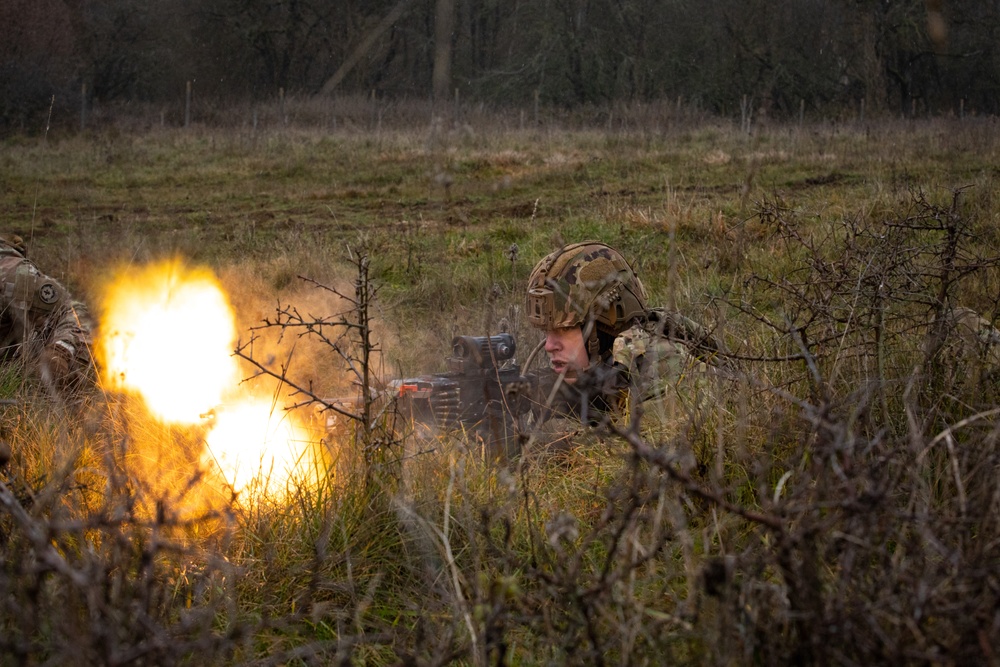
[40,342,74,387]
[575,362,628,397]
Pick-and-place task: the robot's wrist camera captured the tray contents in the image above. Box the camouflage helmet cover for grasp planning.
[526,241,648,335]
[0,236,25,257]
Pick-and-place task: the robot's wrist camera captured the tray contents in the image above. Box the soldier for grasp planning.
[0,236,95,396]
[525,241,723,439]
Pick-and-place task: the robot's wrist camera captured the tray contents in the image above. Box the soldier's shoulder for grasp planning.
[613,321,691,367]
[611,322,649,363]
[0,250,26,270]
[0,254,34,290]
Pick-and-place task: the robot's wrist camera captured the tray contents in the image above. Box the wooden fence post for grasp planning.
[185,80,192,128]
[80,82,87,131]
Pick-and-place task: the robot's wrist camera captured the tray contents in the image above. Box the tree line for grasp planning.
[3,0,999,133]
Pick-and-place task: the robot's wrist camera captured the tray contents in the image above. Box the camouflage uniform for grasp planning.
[0,238,94,393]
[609,309,719,432]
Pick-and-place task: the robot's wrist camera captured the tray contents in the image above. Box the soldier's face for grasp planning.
[544,326,589,379]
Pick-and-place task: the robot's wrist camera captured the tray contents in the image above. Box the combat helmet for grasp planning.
[0,235,26,257]
[526,241,647,339]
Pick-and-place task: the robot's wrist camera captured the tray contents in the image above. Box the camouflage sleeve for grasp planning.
[613,325,697,396]
[0,257,93,369]
[48,298,94,366]
[612,323,711,422]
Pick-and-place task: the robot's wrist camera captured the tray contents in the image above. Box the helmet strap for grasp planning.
[582,319,601,365]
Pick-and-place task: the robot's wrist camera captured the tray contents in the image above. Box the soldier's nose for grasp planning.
[544,331,561,353]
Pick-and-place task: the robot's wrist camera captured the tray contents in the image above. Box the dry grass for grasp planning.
[2,114,1000,664]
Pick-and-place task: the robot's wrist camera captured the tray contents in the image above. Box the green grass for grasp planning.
[2,115,1000,664]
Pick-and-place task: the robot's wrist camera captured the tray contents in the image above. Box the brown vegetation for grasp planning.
[1,117,999,664]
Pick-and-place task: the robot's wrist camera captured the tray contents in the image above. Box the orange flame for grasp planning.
[101,260,239,422]
[202,398,313,497]
[99,259,318,499]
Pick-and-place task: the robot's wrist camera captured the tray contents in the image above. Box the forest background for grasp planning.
[3,0,999,134]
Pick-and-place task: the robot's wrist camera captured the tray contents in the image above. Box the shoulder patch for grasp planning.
[38,282,59,304]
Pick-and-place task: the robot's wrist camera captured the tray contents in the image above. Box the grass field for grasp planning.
[1,113,1000,664]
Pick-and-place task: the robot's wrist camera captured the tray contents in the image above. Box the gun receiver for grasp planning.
[391,334,533,429]
[390,334,535,458]
[317,334,537,459]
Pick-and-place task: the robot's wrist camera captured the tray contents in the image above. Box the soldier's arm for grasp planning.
[17,261,94,384]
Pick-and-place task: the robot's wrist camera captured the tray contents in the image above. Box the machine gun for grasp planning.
[321,333,537,461]
[389,333,536,459]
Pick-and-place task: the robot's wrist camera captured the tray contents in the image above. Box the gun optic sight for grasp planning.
[450,334,516,371]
